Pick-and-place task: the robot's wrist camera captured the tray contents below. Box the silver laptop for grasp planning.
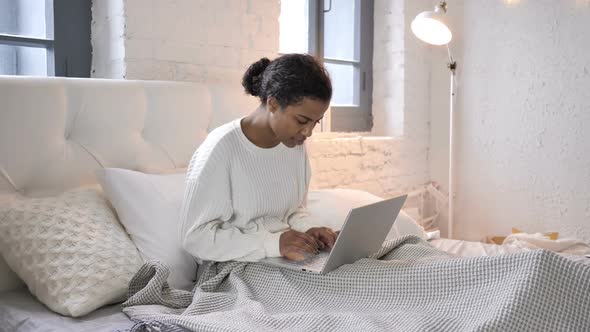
[261,195,407,274]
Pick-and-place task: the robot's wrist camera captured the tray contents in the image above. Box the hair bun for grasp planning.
[242,58,271,97]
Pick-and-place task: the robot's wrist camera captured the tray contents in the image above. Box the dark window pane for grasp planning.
[0,0,49,39]
[0,44,47,76]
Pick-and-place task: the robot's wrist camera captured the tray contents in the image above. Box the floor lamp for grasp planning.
[411,1,457,238]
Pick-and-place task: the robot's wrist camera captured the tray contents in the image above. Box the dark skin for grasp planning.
[241,96,339,261]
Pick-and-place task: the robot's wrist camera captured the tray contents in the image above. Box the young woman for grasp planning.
[180,54,338,263]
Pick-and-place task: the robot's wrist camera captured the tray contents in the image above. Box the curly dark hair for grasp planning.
[241,53,332,108]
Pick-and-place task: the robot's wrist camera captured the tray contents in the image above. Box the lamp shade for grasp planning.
[411,10,452,45]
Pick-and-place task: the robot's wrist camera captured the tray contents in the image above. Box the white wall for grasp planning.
[429,0,590,242]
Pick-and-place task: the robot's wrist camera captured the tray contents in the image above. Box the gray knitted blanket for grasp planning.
[121,236,590,332]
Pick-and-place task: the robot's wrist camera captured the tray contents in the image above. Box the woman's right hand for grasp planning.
[279,230,320,261]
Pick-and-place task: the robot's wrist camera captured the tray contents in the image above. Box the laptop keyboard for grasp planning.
[282,251,330,271]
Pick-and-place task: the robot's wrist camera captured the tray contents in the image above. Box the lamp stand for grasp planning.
[447,46,457,239]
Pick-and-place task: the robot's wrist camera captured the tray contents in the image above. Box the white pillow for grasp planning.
[0,188,143,317]
[96,168,197,290]
[307,189,427,241]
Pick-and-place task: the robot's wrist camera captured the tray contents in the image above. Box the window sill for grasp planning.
[310,132,397,141]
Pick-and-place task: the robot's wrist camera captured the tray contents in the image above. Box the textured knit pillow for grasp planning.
[0,188,143,317]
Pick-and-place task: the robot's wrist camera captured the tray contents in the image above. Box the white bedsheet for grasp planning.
[429,238,525,257]
[0,288,133,332]
[430,238,590,265]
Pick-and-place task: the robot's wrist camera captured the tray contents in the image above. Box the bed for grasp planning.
[0,238,489,332]
[0,76,259,331]
[0,238,540,331]
[1,76,588,332]
[1,238,587,331]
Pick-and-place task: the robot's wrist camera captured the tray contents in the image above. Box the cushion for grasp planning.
[0,188,143,317]
[307,189,427,241]
[96,168,197,291]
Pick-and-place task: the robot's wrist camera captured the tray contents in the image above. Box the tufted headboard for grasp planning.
[0,75,258,291]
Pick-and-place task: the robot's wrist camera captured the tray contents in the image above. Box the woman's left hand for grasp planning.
[305,227,338,250]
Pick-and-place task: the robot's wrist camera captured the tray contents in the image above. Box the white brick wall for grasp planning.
[369,0,432,197]
[91,0,433,201]
[92,0,278,83]
[308,136,419,198]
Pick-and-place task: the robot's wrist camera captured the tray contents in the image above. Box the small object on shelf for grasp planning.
[482,236,506,245]
[512,227,559,240]
[484,228,561,246]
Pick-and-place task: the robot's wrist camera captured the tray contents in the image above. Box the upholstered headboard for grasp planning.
[0,76,257,291]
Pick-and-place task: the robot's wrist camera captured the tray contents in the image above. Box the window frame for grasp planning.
[310,0,374,132]
[0,0,91,77]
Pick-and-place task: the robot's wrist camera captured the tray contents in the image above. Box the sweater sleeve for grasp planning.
[286,148,323,232]
[179,141,283,263]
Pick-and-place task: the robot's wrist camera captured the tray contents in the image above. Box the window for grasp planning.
[0,0,91,77]
[280,0,374,132]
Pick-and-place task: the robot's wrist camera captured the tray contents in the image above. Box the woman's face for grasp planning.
[268,97,330,148]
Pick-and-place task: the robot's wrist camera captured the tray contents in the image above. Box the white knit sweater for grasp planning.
[179,118,317,263]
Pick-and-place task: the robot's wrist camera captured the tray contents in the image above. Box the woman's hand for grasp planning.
[280,230,320,261]
[305,227,338,250]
